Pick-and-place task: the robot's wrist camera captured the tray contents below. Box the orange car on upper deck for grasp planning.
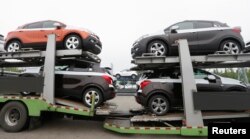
[5,20,102,54]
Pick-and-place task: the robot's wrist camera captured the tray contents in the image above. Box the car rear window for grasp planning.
[196,22,213,28]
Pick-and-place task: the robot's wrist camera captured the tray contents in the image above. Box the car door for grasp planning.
[195,21,220,52]
[194,69,223,91]
[169,21,198,52]
[20,22,44,47]
[55,71,83,98]
[41,21,63,43]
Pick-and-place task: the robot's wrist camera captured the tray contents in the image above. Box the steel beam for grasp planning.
[42,34,56,104]
[177,39,204,126]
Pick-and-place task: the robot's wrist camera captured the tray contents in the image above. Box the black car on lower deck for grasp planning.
[135,68,248,116]
[132,20,245,58]
[20,66,116,107]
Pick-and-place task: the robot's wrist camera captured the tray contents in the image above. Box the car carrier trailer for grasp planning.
[104,40,250,136]
[1,35,250,136]
[0,34,115,132]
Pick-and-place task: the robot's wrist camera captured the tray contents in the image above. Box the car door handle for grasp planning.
[18,31,23,32]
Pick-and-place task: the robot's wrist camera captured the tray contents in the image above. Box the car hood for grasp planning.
[220,76,246,87]
[66,26,97,35]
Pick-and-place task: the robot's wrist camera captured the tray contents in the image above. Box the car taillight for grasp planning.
[140,80,151,90]
[102,75,113,84]
[232,27,241,33]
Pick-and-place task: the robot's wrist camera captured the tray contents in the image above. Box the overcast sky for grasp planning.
[1,0,250,72]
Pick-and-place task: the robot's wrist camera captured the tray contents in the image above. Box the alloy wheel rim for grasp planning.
[150,43,166,56]
[84,90,100,106]
[4,108,20,126]
[7,42,20,52]
[66,36,80,49]
[151,98,167,115]
[223,42,240,54]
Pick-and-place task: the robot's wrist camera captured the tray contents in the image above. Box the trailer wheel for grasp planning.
[0,101,28,132]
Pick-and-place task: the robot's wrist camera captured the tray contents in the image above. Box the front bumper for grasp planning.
[131,43,146,59]
[82,35,102,55]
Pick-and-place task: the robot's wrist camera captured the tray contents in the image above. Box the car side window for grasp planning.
[194,69,209,79]
[24,22,43,29]
[43,21,57,28]
[196,22,213,29]
[174,22,194,30]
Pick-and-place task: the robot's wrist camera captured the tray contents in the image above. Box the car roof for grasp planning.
[19,20,63,29]
[183,20,220,23]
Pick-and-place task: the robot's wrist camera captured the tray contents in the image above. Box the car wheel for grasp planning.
[131,74,137,79]
[6,40,22,52]
[64,34,82,49]
[147,40,167,56]
[148,95,170,116]
[220,40,241,54]
[116,74,121,79]
[0,101,28,132]
[82,88,103,108]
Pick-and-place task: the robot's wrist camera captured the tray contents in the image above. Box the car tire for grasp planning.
[0,101,28,132]
[219,40,241,54]
[131,74,137,79]
[64,34,82,50]
[82,88,103,108]
[6,40,22,52]
[147,40,167,56]
[116,74,121,79]
[148,95,170,116]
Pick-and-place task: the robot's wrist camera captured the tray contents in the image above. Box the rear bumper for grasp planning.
[135,92,147,106]
[82,35,102,55]
[103,85,116,101]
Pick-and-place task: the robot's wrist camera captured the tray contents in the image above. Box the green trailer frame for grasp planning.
[0,95,95,117]
[104,122,208,136]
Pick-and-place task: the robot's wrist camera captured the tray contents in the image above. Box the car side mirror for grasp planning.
[206,75,216,81]
[53,23,62,29]
[170,25,179,33]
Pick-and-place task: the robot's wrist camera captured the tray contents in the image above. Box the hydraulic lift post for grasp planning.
[42,34,56,104]
[178,39,204,126]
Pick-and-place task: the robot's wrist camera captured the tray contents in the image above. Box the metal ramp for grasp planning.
[131,111,250,122]
[55,98,117,115]
[0,49,101,67]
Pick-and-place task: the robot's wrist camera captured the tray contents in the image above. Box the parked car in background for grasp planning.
[20,66,116,107]
[0,34,4,52]
[5,20,102,54]
[135,68,248,116]
[114,69,137,79]
[131,20,245,58]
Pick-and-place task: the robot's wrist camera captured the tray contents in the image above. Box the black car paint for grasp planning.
[55,73,115,101]
[135,68,247,109]
[131,20,245,58]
